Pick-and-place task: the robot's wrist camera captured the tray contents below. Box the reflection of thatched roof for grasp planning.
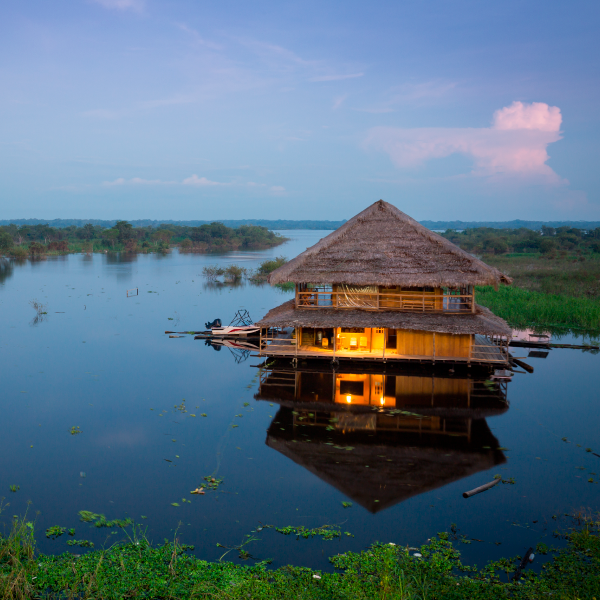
[266,411,506,513]
[257,299,511,337]
[268,200,511,288]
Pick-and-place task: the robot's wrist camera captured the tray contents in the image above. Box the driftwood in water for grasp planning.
[463,477,500,499]
[511,357,534,373]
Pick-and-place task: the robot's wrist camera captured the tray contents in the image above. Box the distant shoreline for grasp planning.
[3,218,600,231]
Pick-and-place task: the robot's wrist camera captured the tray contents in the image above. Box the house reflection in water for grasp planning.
[256,363,508,513]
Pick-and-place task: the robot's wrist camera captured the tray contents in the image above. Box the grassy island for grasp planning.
[0,221,286,258]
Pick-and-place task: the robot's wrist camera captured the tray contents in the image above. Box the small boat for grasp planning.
[207,310,259,337]
[491,369,513,381]
[210,325,260,336]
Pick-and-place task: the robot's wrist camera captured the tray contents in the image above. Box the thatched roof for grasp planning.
[257,299,512,337]
[266,409,506,513]
[268,200,511,288]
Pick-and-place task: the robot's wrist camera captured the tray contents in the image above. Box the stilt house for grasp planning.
[257,200,512,365]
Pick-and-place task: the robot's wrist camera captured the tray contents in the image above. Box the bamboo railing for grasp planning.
[295,289,474,313]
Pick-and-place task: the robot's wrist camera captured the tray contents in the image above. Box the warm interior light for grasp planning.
[380,397,385,405]
[346,395,352,403]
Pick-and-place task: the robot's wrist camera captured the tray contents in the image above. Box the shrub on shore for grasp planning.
[9,246,28,259]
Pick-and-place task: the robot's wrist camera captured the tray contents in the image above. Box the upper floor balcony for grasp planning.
[295,284,475,313]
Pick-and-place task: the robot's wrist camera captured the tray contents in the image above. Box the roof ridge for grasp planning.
[268,200,511,287]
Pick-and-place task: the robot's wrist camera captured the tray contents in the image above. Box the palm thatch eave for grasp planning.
[268,200,512,288]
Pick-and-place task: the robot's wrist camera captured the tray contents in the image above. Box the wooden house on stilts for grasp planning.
[257,200,513,366]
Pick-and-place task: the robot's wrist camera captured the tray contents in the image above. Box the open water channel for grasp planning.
[0,230,599,571]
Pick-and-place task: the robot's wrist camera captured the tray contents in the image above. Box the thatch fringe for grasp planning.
[268,200,511,288]
[257,299,512,337]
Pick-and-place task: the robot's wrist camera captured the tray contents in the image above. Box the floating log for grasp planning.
[511,358,534,373]
[463,477,500,499]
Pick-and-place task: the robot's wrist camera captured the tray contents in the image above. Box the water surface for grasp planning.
[0,231,599,570]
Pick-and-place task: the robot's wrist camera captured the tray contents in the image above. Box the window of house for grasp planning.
[340,380,364,396]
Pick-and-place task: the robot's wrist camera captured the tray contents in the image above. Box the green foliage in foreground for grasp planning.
[1,515,600,599]
[477,285,600,332]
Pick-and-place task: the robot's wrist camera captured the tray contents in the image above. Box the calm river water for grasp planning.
[0,230,599,570]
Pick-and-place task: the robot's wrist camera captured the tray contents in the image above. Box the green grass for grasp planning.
[476,285,600,333]
[483,254,600,299]
[2,511,600,599]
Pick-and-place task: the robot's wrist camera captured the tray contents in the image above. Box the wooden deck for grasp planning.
[260,334,508,365]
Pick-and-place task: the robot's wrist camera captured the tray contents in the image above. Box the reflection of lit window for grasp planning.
[346,395,352,403]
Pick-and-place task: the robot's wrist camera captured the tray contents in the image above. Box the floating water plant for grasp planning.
[77,510,133,528]
[69,426,81,435]
[45,526,66,539]
[275,524,353,540]
[66,539,94,547]
[9,485,19,493]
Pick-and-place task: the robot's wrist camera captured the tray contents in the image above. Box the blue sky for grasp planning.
[1,0,599,221]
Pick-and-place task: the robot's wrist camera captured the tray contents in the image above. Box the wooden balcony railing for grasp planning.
[295,290,474,313]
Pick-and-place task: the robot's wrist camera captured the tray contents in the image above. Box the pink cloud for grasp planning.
[492,101,561,131]
[365,101,565,184]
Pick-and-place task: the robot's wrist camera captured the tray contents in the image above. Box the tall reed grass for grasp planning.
[0,508,36,600]
[476,285,600,332]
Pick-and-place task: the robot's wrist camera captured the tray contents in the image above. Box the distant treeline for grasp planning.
[3,217,600,231]
[423,219,600,230]
[0,218,346,230]
[0,220,286,257]
[442,226,600,255]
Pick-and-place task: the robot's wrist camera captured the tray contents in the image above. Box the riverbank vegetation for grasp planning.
[443,226,600,256]
[476,286,600,333]
[202,257,293,290]
[0,221,286,257]
[1,510,599,599]
[440,228,600,331]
